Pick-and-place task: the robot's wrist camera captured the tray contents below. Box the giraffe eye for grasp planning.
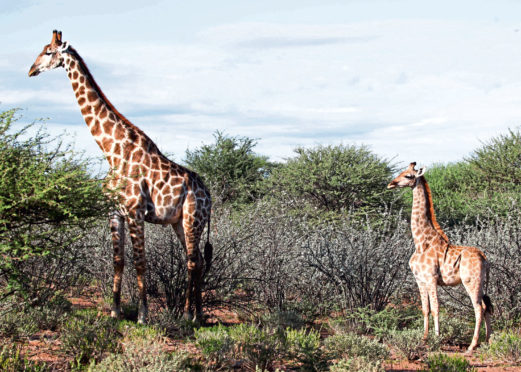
[404,174,414,179]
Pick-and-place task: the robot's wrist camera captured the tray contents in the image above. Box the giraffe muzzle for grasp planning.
[28,64,40,77]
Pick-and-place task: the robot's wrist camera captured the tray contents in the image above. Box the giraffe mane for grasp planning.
[421,177,449,243]
[68,47,161,154]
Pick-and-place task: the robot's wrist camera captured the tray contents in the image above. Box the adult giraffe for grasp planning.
[29,30,213,324]
[388,162,492,353]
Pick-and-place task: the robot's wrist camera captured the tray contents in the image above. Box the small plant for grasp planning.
[480,330,521,364]
[152,308,196,338]
[386,329,441,361]
[260,310,307,332]
[229,323,282,371]
[0,309,39,340]
[33,293,72,331]
[0,344,48,372]
[89,326,197,372]
[284,327,324,371]
[342,306,419,338]
[324,333,390,362]
[329,357,385,372]
[194,325,234,369]
[120,302,139,322]
[60,310,121,366]
[0,294,71,341]
[438,316,473,346]
[423,353,475,372]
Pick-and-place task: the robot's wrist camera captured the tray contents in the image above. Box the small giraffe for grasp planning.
[29,30,213,324]
[388,162,492,353]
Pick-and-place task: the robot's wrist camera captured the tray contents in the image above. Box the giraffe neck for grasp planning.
[61,48,158,171]
[411,177,449,252]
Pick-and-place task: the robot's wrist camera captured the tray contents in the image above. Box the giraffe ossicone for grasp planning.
[388,162,492,353]
[29,30,213,324]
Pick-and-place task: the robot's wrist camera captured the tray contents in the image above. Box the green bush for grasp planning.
[0,343,48,372]
[341,306,419,338]
[329,357,385,372]
[423,353,475,372]
[60,310,121,366]
[0,309,39,340]
[438,315,474,346]
[284,327,324,371]
[151,308,196,338]
[0,109,111,303]
[194,323,287,370]
[426,129,521,226]
[266,144,398,222]
[259,310,307,332]
[193,325,234,368]
[89,324,196,372]
[324,333,390,362]
[185,131,272,207]
[386,329,441,361]
[481,330,521,364]
[228,323,282,371]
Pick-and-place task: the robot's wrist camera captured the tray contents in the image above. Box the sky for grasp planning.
[2,0,521,169]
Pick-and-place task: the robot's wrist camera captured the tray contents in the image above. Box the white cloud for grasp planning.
[4,9,521,168]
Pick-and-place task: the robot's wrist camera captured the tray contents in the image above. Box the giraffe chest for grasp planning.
[409,250,462,287]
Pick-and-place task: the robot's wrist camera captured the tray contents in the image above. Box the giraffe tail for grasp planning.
[203,217,213,277]
[483,295,493,315]
[482,263,493,315]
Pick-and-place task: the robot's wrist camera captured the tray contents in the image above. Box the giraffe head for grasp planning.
[387,162,426,189]
[28,30,70,77]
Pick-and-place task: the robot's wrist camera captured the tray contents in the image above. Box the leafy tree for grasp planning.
[426,129,521,226]
[468,128,521,190]
[184,131,272,207]
[416,162,479,226]
[266,144,398,221]
[0,109,112,301]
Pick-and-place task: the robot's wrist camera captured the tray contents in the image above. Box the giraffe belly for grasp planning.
[438,268,461,286]
[144,201,183,224]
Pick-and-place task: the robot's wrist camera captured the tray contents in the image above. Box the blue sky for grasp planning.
[2,0,521,168]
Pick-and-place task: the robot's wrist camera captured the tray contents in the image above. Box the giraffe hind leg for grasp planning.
[109,212,125,319]
[176,222,204,323]
[128,217,148,324]
[463,279,484,353]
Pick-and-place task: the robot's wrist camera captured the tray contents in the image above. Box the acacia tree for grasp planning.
[184,131,273,207]
[266,144,399,221]
[0,109,112,303]
[426,129,521,226]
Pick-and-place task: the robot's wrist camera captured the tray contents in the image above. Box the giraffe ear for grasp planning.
[416,167,426,178]
[58,41,70,53]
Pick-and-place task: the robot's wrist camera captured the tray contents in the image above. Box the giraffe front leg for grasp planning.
[127,217,148,324]
[417,284,431,340]
[109,212,125,319]
[427,278,440,337]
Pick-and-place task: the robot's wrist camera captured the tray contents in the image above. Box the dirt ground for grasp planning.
[5,293,520,371]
